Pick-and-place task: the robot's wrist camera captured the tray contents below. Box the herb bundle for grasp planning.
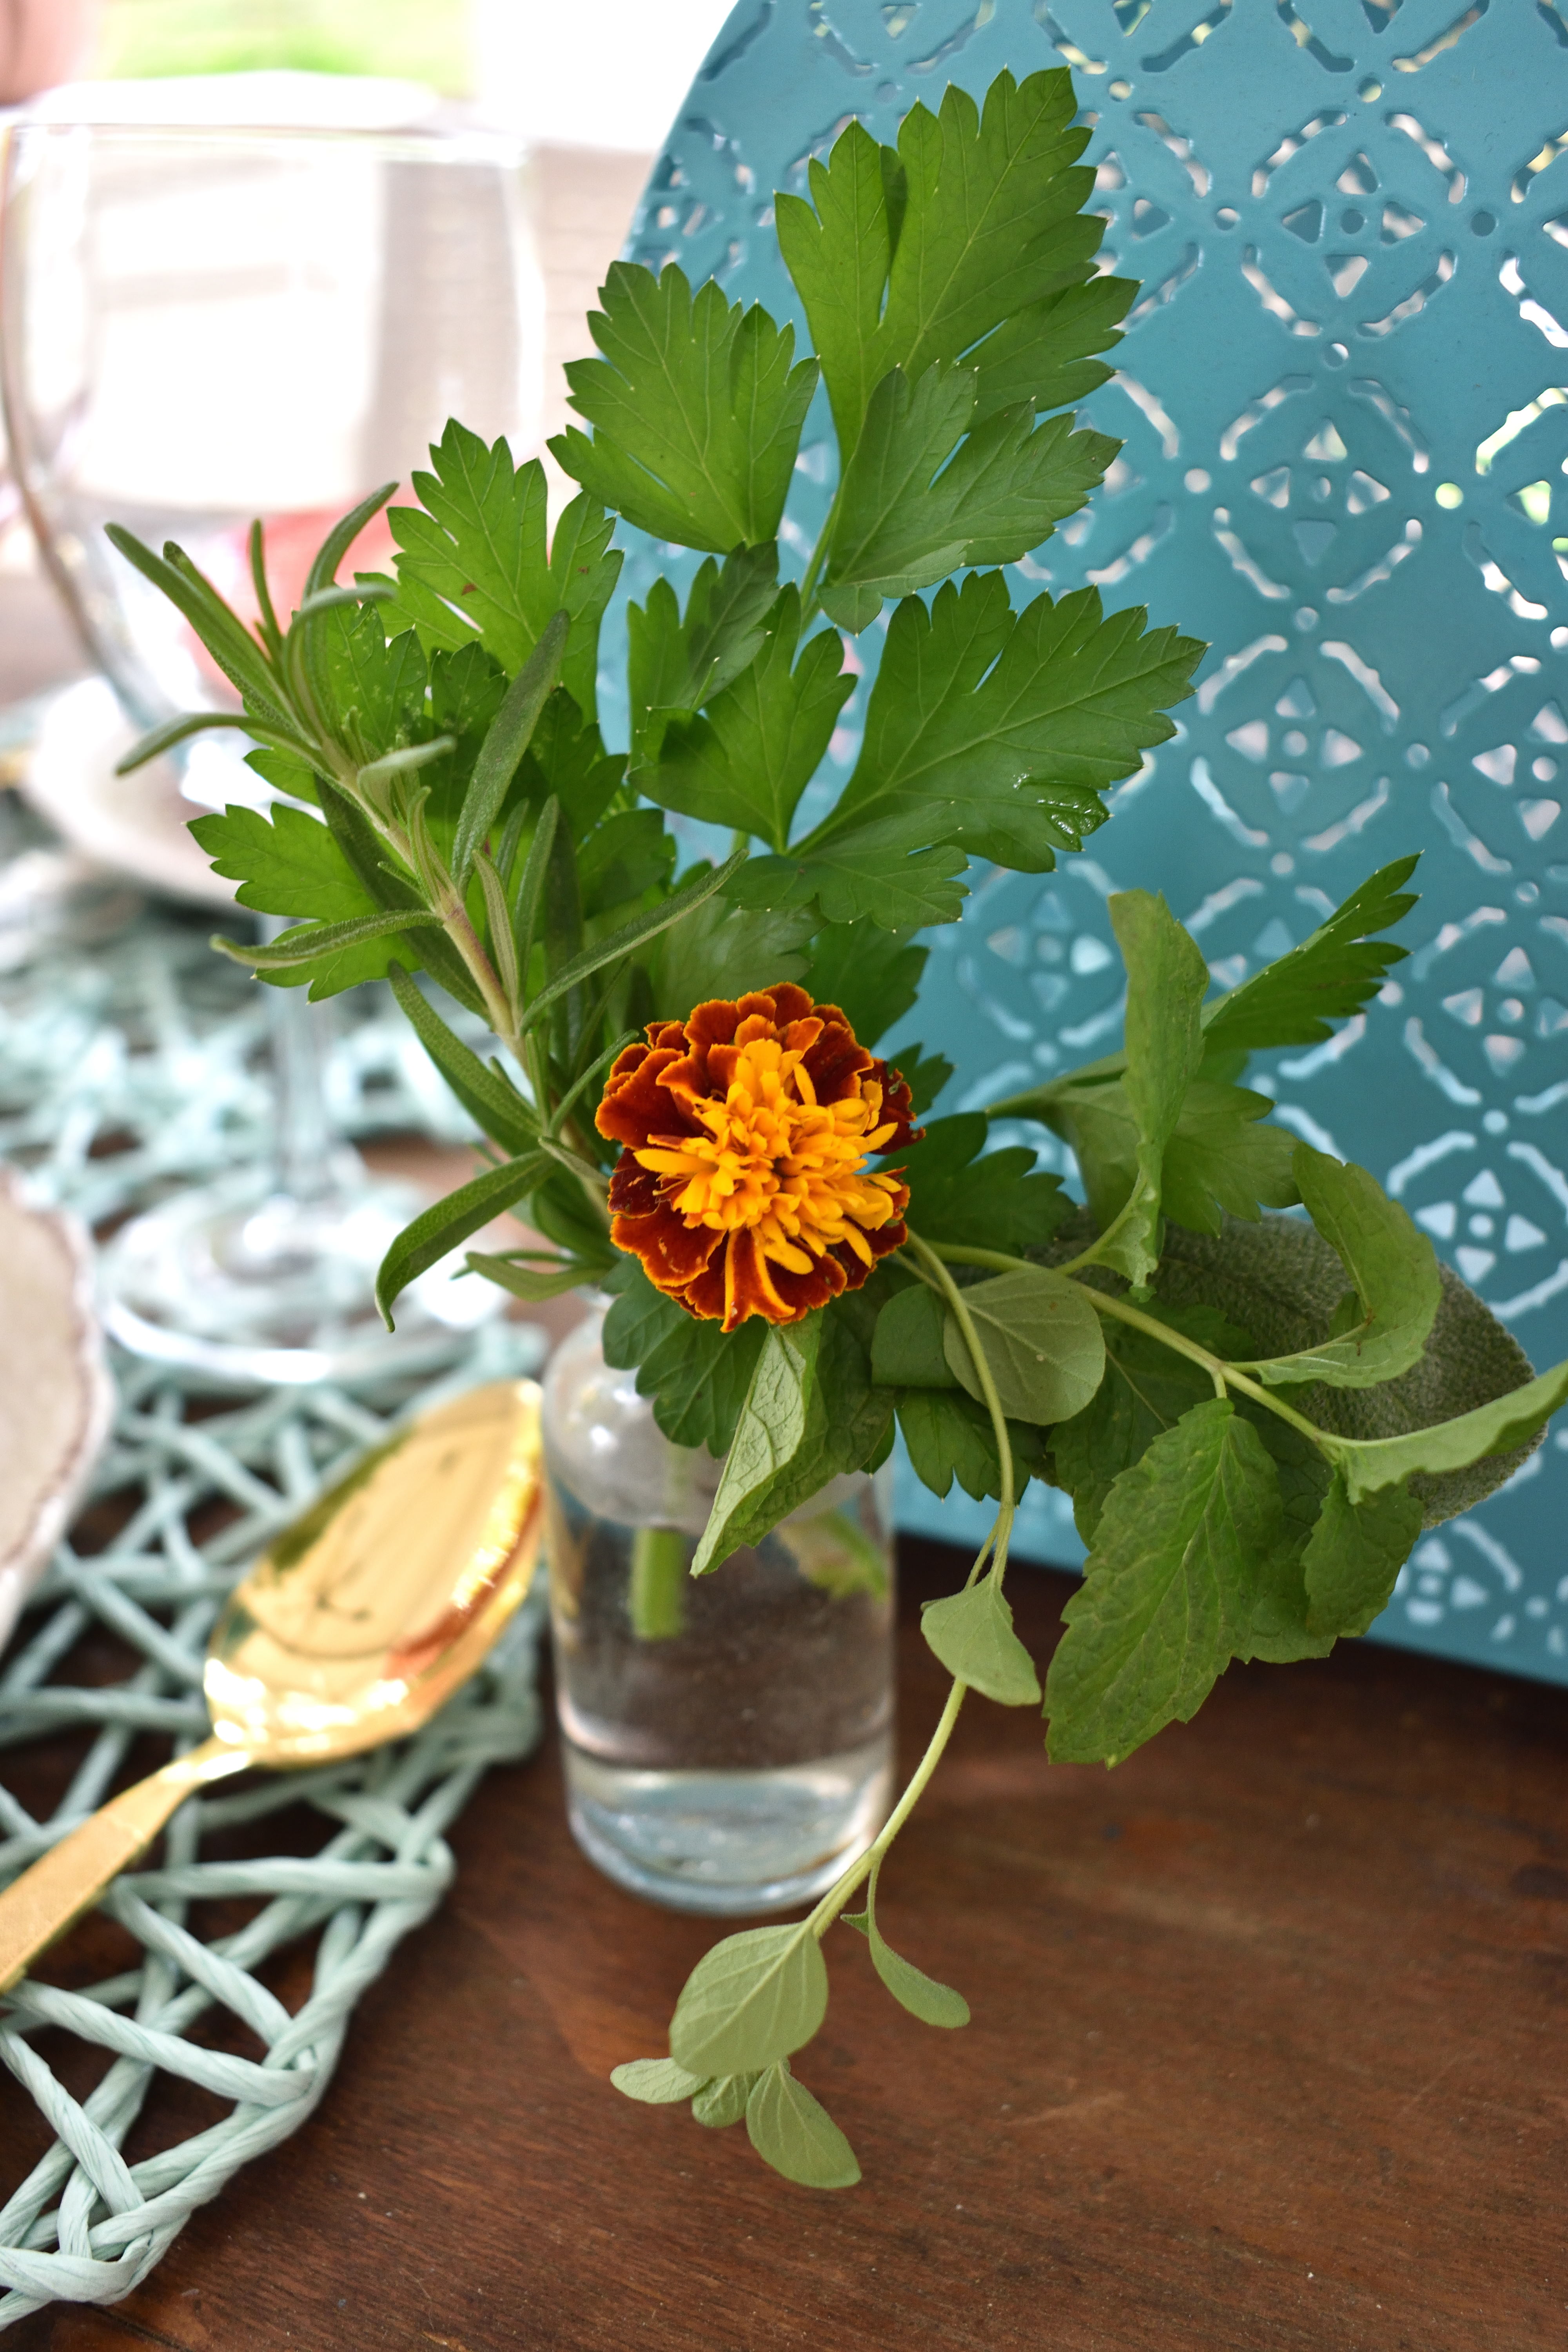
[118,67,1568,2190]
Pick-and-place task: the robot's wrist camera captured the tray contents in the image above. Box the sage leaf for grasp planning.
[941,1267,1105,1425]
[922,1578,1042,1706]
[610,2057,708,2105]
[1241,1146,1441,1391]
[745,2062,861,2190]
[1303,1473,1423,1639]
[669,1924,829,2080]
[1333,1356,1568,1504]
[691,2073,759,2129]
[1045,1398,1283,1766]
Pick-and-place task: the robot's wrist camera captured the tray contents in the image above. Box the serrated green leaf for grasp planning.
[800,926,925,1048]
[386,425,619,719]
[645,883,816,1021]
[519,851,746,1040]
[188,802,374,925]
[385,965,537,1154]
[1302,1472,1422,1639]
[900,1046,953,1118]
[1334,1355,1568,1503]
[1202,857,1420,1058]
[745,2062,860,2190]
[611,2057,708,2105]
[637,587,853,850]
[601,1260,768,1454]
[1083,890,1209,1289]
[550,262,818,553]
[577,808,676,921]
[1045,1399,1282,1766]
[872,1283,955,1390]
[903,1114,1071,1255]
[375,1149,551,1325]
[691,2073,760,2129]
[1241,1145,1441,1391]
[776,72,1112,453]
[822,366,1114,607]
[803,573,1200,874]
[1053,1303,1249,1544]
[942,1267,1106,1426]
[726,809,972,932]
[922,1576,1042,1705]
[515,691,626,844]
[627,544,780,771]
[1158,1082,1301,1234]
[669,1924,829,2078]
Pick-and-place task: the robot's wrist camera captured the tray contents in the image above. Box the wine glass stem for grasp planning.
[260,919,342,1205]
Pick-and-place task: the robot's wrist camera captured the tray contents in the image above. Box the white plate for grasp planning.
[0,1166,114,1653]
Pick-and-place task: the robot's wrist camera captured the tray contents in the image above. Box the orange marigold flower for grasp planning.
[595,983,922,1332]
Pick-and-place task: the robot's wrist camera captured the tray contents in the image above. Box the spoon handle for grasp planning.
[0,1736,250,1994]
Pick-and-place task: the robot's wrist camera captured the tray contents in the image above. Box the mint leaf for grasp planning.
[645,883,815,1021]
[1045,1398,1283,1766]
[1241,1146,1441,1391]
[801,924,925,1047]
[745,2063,861,2190]
[1202,856,1420,1058]
[806,573,1201,873]
[691,2073,759,2129]
[638,586,853,849]
[670,1924,828,2077]
[550,262,817,553]
[627,544,781,772]
[1053,1303,1248,1543]
[822,367,1115,619]
[844,1880,970,2028]
[385,425,619,720]
[903,1114,1071,1255]
[188,802,374,924]
[922,1577,1042,1705]
[728,809,972,931]
[1302,1472,1422,1638]
[943,1267,1105,1426]
[1334,1355,1568,1504]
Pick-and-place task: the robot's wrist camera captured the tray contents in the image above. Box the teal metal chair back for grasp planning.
[625,0,1568,1682]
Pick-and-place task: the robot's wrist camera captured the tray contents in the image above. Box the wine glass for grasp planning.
[0,115,544,1381]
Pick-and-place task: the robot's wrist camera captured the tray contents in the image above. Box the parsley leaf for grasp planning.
[550,262,818,554]
[601,1260,768,1454]
[902,1113,1071,1254]
[637,586,853,848]
[820,368,1116,626]
[379,423,619,721]
[802,573,1201,873]
[627,545,782,772]
[1201,855,1420,1057]
[727,808,971,931]
[799,924,925,1046]
[644,884,816,1020]
[189,801,375,925]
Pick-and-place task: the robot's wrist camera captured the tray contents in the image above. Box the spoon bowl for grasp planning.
[0,1378,543,1993]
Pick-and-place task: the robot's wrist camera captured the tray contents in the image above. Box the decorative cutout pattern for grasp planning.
[628,0,1568,1679]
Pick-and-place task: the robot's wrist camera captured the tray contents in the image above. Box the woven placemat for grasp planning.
[0,1327,546,2327]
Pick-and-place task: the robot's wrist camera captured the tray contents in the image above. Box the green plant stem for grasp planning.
[927,1241,1334,1453]
[796,475,849,628]
[906,1232,1015,1524]
[804,1678,968,1940]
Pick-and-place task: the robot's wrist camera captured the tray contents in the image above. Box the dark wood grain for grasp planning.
[5,1542,1567,2352]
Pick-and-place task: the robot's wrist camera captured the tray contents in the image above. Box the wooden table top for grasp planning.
[6,1537,1565,2352]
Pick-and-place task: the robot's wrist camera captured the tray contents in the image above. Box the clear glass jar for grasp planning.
[541,1304,896,1915]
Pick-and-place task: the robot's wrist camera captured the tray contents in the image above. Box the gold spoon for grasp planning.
[0,1378,543,1994]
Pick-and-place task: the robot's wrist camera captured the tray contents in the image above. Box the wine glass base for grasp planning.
[100,1162,501,1387]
